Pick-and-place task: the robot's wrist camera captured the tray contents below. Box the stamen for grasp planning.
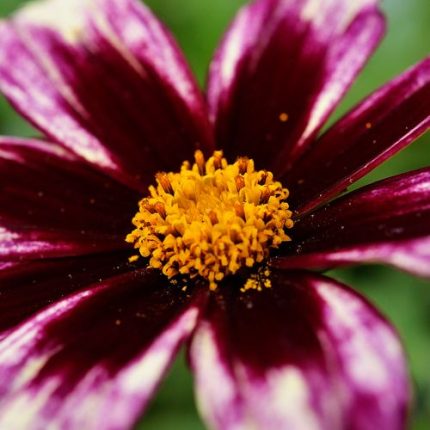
[235,175,245,192]
[126,150,293,291]
[237,157,250,175]
[194,150,206,175]
[142,201,155,213]
[156,172,173,194]
[234,201,246,219]
[154,202,166,218]
[258,170,268,185]
[208,210,218,225]
[213,151,223,170]
[259,186,272,204]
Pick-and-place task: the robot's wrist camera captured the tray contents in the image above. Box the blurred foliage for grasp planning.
[0,0,429,429]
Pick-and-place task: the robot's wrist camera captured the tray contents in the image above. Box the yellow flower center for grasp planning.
[126,150,293,291]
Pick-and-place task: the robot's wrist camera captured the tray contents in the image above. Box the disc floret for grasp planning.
[126,151,293,290]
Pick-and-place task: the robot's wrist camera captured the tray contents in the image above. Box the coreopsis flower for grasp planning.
[0,0,429,428]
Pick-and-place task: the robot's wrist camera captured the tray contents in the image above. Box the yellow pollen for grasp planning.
[128,255,139,263]
[279,112,289,122]
[366,122,372,129]
[242,266,273,292]
[126,151,294,291]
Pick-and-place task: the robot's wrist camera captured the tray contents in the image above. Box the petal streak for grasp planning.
[0,0,213,190]
[275,168,430,277]
[190,271,408,430]
[208,0,384,174]
[0,270,202,430]
[286,57,430,213]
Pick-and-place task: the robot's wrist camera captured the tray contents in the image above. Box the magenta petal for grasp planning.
[286,57,430,212]
[0,270,202,429]
[0,227,125,261]
[208,0,384,173]
[0,137,138,260]
[190,271,408,430]
[275,168,430,277]
[0,0,213,190]
[0,252,131,333]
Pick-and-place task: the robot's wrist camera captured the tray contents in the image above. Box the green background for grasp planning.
[0,0,429,428]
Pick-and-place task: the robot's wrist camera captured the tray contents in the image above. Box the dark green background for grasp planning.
[0,0,429,429]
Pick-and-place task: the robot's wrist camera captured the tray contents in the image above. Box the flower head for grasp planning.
[0,0,429,429]
[126,150,293,290]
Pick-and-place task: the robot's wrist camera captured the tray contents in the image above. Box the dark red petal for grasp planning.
[274,168,430,277]
[208,0,384,173]
[0,252,132,334]
[286,57,430,213]
[0,138,138,260]
[190,271,409,430]
[0,269,202,429]
[0,0,213,190]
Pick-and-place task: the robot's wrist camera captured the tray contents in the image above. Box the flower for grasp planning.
[0,0,428,428]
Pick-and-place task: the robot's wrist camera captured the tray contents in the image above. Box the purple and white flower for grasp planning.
[0,0,429,429]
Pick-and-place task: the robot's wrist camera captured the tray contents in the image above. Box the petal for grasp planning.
[286,57,430,213]
[0,137,138,260]
[190,271,408,430]
[0,0,213,190]
[0,227,124,261]
[0,269,202,430]
[0,252,131,333]
[274,168,430,277]
[208,0,384,173]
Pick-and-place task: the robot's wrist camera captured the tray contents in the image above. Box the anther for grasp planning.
[181,160,190,171]
[234,201,245,219]
[156,172,174,194]
[142,201,155,213]
[194,150,206,175]
[154,202,166,218]
[235,175,245,192]
[164,225,177,236]
[230,229,241,243]
[208,210,219,225]
[213,151,223,170]
[237,157,249,175]
[260,186,272,203]
[258,171,268,185]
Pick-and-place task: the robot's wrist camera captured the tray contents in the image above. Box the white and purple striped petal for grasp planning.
[190,271,409,430]
[0,137,137,261]
[275,168,430,278]
[0,253,131,334]
[286,57,430,213]
[208,0,384,175]
[0,269,202,430]
[0,0,213,191]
